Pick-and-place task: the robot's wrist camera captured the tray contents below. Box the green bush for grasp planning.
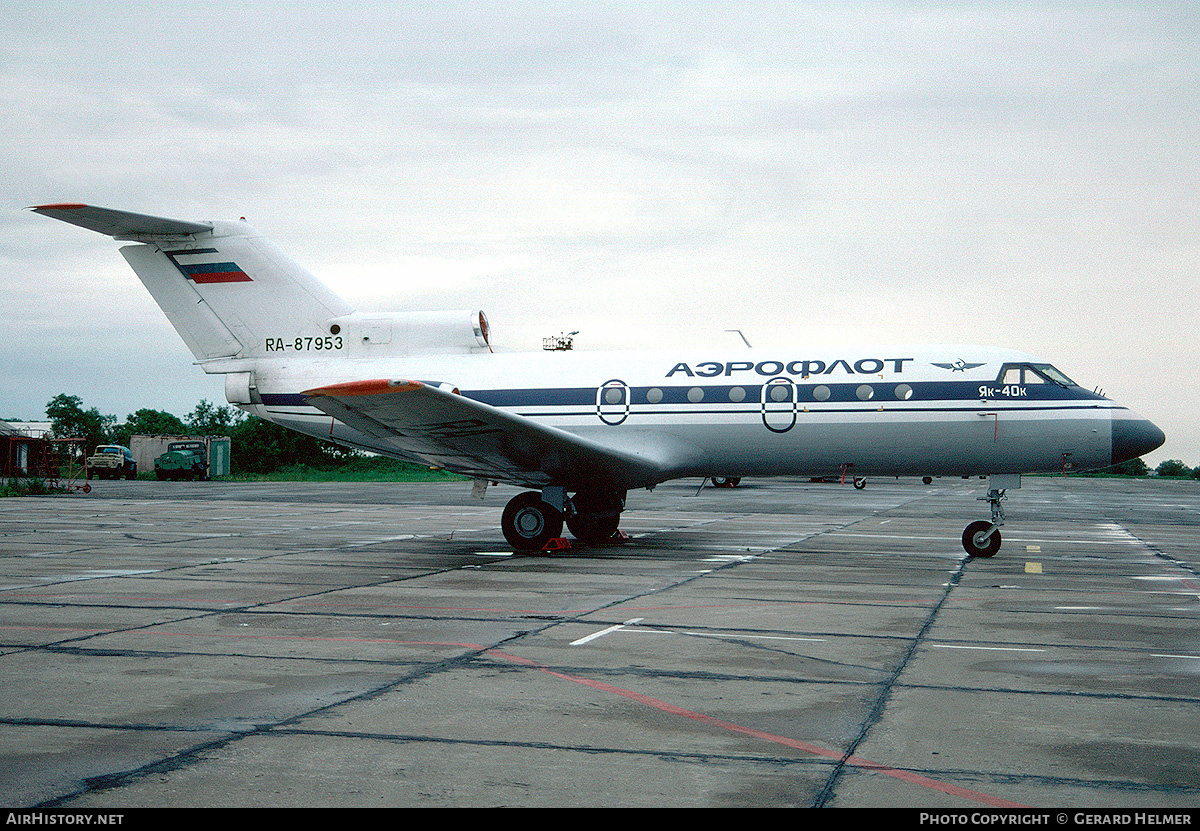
[1,477,66,497]
[1155,459,1192,478]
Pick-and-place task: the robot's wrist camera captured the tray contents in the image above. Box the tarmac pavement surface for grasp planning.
[1,475,1198,808]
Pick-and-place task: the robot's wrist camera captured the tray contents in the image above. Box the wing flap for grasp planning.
[304,379,666,489]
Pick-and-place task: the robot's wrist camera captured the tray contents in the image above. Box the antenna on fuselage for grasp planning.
[726,329,752,348]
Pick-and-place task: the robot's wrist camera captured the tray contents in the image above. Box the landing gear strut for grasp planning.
[961,478,1016,558]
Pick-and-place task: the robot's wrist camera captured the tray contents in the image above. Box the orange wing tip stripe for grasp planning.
[304,379,423,397]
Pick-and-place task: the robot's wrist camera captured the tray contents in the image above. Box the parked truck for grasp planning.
[130,435,231,481]
[155,441,210,480]
[85,445,137,480]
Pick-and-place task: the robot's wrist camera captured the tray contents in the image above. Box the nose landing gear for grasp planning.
[962,516,1002,558]
[962,475,1019,558]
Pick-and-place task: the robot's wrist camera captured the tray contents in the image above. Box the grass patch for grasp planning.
[1,477,70,497]
[224,457,467,483]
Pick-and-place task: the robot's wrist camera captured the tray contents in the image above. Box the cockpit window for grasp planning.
[996,363,1077,388]
[1032,364,1076,387]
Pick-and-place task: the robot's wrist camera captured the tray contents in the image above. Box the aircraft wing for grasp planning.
[303,379,667,490]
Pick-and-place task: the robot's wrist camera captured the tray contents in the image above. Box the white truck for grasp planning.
[85,445,137,480]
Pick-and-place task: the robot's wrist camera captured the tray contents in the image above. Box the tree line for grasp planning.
[1085,457,1200,479]
[42,394,354,475]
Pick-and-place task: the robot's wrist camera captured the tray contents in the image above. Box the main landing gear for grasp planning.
[501,488,626,551]
[961,475,1020,558]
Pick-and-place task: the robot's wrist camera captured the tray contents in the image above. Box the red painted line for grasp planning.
[296,601,597,615]
[137,631,480,647]
[0,594,598,616]
[3,619,1029,806]
[487,648,1031,809]
[1,593,242,605]
[2,625,480,648]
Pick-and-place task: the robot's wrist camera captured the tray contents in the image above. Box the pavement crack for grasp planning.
[812,555,970,807]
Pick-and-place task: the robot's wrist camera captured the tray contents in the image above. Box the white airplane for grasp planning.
[33,204,1165,556]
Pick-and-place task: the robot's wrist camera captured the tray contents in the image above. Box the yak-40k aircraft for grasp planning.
[34,204,1165,556]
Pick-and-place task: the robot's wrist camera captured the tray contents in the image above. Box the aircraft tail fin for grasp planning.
[31,204,355,363]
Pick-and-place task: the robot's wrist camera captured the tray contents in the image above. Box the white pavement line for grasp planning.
[929,644,1046,653]
[572,623,826,645]
[571,618,645,646]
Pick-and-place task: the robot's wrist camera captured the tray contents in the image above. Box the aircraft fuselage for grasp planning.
[232,345,1124,490]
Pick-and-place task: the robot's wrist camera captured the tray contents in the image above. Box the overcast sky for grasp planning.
[2,1,1196,466]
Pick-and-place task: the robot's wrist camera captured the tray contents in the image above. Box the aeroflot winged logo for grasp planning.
[932,360,987,372]
[163,248,252,284]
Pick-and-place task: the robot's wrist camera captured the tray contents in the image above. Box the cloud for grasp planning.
[2,1,1195,463]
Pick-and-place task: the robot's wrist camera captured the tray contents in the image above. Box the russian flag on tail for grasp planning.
[164,248,252,283]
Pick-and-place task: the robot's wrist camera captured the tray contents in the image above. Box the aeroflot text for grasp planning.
[666,358,914,378]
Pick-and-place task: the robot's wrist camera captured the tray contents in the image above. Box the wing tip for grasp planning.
[29,203,89,212]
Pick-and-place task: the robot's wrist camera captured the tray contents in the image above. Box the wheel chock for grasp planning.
[542,537,572,552]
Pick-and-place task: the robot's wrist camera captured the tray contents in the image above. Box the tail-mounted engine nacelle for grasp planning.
[323,310,492,355]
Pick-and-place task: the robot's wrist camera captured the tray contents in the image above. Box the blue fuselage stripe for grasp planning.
[264,381,1107,412]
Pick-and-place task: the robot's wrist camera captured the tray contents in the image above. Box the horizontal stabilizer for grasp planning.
[30,204,212,238]
[304,379,666,490]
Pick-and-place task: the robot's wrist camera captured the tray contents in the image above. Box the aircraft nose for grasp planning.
[1111,411,1166,466]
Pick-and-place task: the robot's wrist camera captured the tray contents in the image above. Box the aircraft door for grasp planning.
[760,377,796,433]
[597,379,630,426]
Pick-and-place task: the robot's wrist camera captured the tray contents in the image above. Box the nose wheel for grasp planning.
[962,520,1001,557]
[962,485,1008,557]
